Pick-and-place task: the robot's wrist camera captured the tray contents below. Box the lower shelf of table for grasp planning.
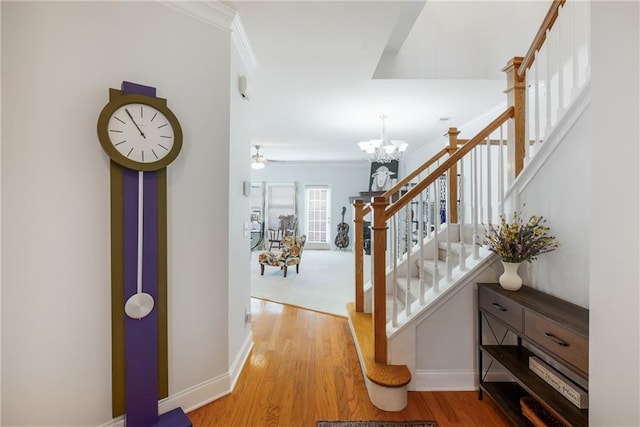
[480,344,588,427]
[480,382,533,427]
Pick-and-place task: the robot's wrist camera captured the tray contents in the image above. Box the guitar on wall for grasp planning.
[335,206,350,249]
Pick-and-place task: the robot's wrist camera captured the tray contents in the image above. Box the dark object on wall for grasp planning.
[369,160,399,191]
[335,206,350,249]
[363,221,371,255]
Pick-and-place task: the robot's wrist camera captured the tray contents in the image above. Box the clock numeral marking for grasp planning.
[160,135,172,139]
[115,140,127,146]
[151,112,158,122]
[157,123,168,129]
[151,149,159,160]
[140,106,144,118]
[109,129,124,133]
[114,116,126,125]
[127,147,134,158]
[158,144,169,151]
[141,150,145,162]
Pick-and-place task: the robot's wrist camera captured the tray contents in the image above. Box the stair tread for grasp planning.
[418,259,446,273]
[438,241,474,254]
[346,302,411,388]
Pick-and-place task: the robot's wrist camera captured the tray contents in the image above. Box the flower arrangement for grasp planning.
[483,211,559,263]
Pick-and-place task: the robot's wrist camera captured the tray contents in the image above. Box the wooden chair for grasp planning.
[268,215,297,250]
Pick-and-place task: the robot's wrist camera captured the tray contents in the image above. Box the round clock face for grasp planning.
[98,93,183,171]
[107,103,175,165]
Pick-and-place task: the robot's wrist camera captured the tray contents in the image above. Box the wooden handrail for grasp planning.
[457,138,536,146]
[385,107,514,219]
[517,0,566,78]
[361,147,449,217]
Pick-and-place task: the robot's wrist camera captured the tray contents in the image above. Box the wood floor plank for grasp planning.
[187,299,512,427]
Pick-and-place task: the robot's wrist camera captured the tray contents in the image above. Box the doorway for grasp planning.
[305,186,330,250]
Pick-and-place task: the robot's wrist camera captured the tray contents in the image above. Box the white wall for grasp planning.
[228,37,253,381]
[590,2,640,425]
[516,102,591,307]
[412,259,502,386]
[251,161,370,249]
[1,2,248,425]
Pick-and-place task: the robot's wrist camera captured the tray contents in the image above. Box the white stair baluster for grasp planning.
[405,203,411,317]
[418,189,425,303]
[524,74,530,163]
[545,28,552,136]
[557,4,565,115]
[445,171,452,282]
[391,214,398,327]
[478,143,484,230]
[499,125,505,217]
[432,166,440,292]
[585,1,591,81]
[459,157,467,272]
[571,0,579,100]
[486,136,493,225]
[472,147,479,260]
[534,52,542,149]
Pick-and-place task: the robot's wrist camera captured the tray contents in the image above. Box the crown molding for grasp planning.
[160,1,236,33]
[231,13,257,71]
[256,160,369,168]
[159,1,256,71]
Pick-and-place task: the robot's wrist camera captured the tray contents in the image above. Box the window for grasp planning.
[306,186,330,248]
[266,184,297,230]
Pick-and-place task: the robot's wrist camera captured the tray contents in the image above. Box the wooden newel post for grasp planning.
[353,200,365,312]
[447,127,460,223]
[370,196,388,363]
[502,56,526,182]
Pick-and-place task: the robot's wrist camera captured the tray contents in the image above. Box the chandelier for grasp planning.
[358,115,408,163]
[250,145,267,170]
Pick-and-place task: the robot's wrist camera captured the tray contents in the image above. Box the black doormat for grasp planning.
[317,421,437,427]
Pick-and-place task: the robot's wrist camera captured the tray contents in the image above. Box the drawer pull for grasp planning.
[544,332,569,347]
[491,302,507,312]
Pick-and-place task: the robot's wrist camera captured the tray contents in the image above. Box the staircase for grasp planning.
[346,0,591,411]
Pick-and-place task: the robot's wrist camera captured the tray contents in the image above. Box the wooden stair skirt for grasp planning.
[346,302,411,411]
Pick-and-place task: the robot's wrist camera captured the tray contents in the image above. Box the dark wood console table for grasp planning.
[477,283,589,426]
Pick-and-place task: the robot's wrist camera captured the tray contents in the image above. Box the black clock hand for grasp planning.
[125,108,146,139]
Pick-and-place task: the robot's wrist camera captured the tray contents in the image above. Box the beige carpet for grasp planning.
[251,249,370,317]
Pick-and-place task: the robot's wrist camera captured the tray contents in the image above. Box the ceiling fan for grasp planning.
[250,145,268,170]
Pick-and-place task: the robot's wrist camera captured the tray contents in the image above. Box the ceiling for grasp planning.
[227,1,549,162]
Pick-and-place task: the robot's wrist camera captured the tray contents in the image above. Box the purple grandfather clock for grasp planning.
[97,81,190,427]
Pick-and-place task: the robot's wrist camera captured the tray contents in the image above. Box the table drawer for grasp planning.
[479,286,523,332]
[525,310,588,375]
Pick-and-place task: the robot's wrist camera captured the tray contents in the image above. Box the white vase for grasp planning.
[499,261,523,291]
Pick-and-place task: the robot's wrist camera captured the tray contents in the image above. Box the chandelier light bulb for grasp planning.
[357,116,408,163]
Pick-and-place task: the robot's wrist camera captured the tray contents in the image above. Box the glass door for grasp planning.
[305,186,330,250]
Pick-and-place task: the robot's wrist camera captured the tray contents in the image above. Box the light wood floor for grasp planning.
[187,299,512,427]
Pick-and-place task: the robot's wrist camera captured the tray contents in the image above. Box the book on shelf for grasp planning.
[529,356,589,409]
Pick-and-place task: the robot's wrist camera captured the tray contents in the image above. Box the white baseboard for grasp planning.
[229,332,254,391]
[99,333,254,427]
[409,369,512,391]
[409,369,476,391]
